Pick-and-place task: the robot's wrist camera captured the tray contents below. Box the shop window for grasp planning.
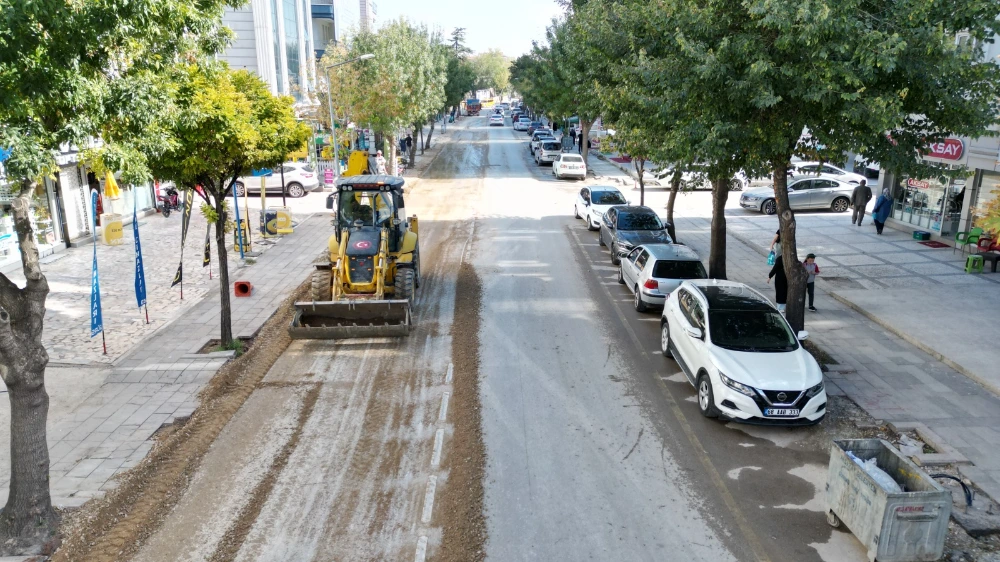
[892,171,965,235]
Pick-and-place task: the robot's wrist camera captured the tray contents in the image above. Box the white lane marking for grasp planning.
[638,317,659,322]
[774,464,827,512]
[739,443,755,448]
[415,536,428,562]
[445,363,453,384]
[431,428,445,468]
[727,466,762,480]
[420,476,438,524]
[438,392,451,422]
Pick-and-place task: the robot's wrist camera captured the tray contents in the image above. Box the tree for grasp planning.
[429,46,476,149]
[0,0,236,552]
[324,19,446,170]
[588,0,1000,331]
[450,27,472,59]
[470,49,511,95]
[131,64,308,346]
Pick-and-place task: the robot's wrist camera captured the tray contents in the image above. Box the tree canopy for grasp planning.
[470,49,511,95]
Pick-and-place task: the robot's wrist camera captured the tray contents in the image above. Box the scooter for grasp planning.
[157,186,181,217]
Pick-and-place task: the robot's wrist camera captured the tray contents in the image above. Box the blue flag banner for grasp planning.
[133,194,147,308]
[90,190,104,337]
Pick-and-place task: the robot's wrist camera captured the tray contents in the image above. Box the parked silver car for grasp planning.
[738,174,855,215]
[619,244,708,312]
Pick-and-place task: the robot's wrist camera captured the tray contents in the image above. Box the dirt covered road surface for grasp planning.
[76,116,890,562]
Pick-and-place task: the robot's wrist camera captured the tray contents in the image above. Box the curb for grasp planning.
[730,226,999,398]
[827,291,999,399]
[888,421,971,466]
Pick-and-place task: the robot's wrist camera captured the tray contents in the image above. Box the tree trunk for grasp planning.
[772,161,808,332]
[425,120,435,150]
[633,158,645,206]
[579,119,593,168]
[709,176,729,279]
[388,135,397,176]
[214,195,233,346]
[0,181,58,555]
[419,124,425,155]
[409,126,418,168]
[666,169,681,242]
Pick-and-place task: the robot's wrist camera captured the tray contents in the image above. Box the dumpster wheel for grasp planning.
[826,510,841,529]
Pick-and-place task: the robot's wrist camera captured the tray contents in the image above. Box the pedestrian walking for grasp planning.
[405,134,413,155]
[871,187,892,235]
[375,150,387,175]
[767,254,788,313]
[802,253,820,312]
[570,127,577,145]
[578,133,583,153]
[768,229,781,261]
[851,179,873,226]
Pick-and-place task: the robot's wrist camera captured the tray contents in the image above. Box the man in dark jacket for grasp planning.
[851,179,872,226]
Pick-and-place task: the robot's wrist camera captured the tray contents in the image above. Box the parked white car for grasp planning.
[660,280,826,425]
[574,185,628,230]
[489,113,504,126]
[514,116,531,131]
[790,161,866,184]
[235,162,320,197]
[619,244,708,312]
[553,153,587,180]
[530,131,555,154]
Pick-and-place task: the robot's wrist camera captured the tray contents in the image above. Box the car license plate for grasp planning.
[764,408,800,417]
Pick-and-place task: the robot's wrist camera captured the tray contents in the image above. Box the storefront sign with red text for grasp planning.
[926,138,965,161]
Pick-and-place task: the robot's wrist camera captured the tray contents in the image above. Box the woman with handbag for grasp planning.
[871,187,892,235]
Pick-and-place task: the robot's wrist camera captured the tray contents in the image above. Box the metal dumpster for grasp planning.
[826,439,951,562]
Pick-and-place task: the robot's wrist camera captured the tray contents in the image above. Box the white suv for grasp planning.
[660,280,826,425]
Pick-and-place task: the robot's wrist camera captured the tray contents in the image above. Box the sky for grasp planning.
[370,0,564,57]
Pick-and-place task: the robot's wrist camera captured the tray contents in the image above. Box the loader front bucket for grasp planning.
[289,299,411,339]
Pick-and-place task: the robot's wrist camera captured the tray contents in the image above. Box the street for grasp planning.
[119,116,880,562]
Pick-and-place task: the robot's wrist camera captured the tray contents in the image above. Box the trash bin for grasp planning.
[826,439,951,562]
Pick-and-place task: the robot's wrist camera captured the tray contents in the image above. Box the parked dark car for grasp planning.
[527,121,544,135]
[598,206,673,265]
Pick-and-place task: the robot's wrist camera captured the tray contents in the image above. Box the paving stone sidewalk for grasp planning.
[670,215,1000,501]
[0,213,330,507]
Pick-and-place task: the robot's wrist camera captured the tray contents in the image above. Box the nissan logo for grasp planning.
[776,392,788,402]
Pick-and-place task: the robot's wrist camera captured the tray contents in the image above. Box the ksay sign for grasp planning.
[925,138,965,161]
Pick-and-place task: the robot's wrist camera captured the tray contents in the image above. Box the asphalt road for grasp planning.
[473,116,867,562]
[131,116,870,562]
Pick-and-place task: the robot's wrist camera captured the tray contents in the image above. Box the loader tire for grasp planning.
[311,269,332,302]
[395,267,415,302]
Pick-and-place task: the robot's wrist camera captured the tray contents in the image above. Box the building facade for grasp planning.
[311,0,360,61]
[877,36,1000,241]
[358,0,376,32]
[219,0,316,100]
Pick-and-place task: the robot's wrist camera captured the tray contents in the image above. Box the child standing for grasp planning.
[803,254,820,312]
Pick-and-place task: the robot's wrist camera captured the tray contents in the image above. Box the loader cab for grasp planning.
[327,175,407,251]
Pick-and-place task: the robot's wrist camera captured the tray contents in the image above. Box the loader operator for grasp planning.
[341,194,374,226]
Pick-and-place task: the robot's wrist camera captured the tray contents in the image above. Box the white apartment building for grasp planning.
[219,0,316,100]
[312,0,360,60]
[359,0,376,32]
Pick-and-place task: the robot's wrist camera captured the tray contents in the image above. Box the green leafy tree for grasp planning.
[130,63,309,346]
[589,0,1000,331]
[325,19,446,168]
[450,27,472,59]
[470,49,512,96]
[0,0,237,552]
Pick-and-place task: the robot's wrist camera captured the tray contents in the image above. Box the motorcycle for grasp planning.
[157,186,181,217]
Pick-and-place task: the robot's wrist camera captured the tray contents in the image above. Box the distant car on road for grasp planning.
[791,161,866,184]
[535,141,563,165]
[739,174,856,215]
[529,131,555,154]
[598,205,673,265]
[619,244,707,312]
[514,117,531,131]
[527,122,544,135]
[660,280,826,425]
[553,153,587,180]
[235,162,320,197]
[574,185,628,230]
[489,113,504,126]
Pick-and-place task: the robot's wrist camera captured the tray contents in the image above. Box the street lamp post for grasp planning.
[325,53,375,179]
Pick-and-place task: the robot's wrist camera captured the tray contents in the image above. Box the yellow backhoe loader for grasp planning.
[290,175,420,339]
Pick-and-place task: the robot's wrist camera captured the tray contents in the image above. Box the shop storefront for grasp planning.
[0,176,64,271]
[891,172,966,237]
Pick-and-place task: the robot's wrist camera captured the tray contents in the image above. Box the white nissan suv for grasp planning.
[660,280,826,425]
